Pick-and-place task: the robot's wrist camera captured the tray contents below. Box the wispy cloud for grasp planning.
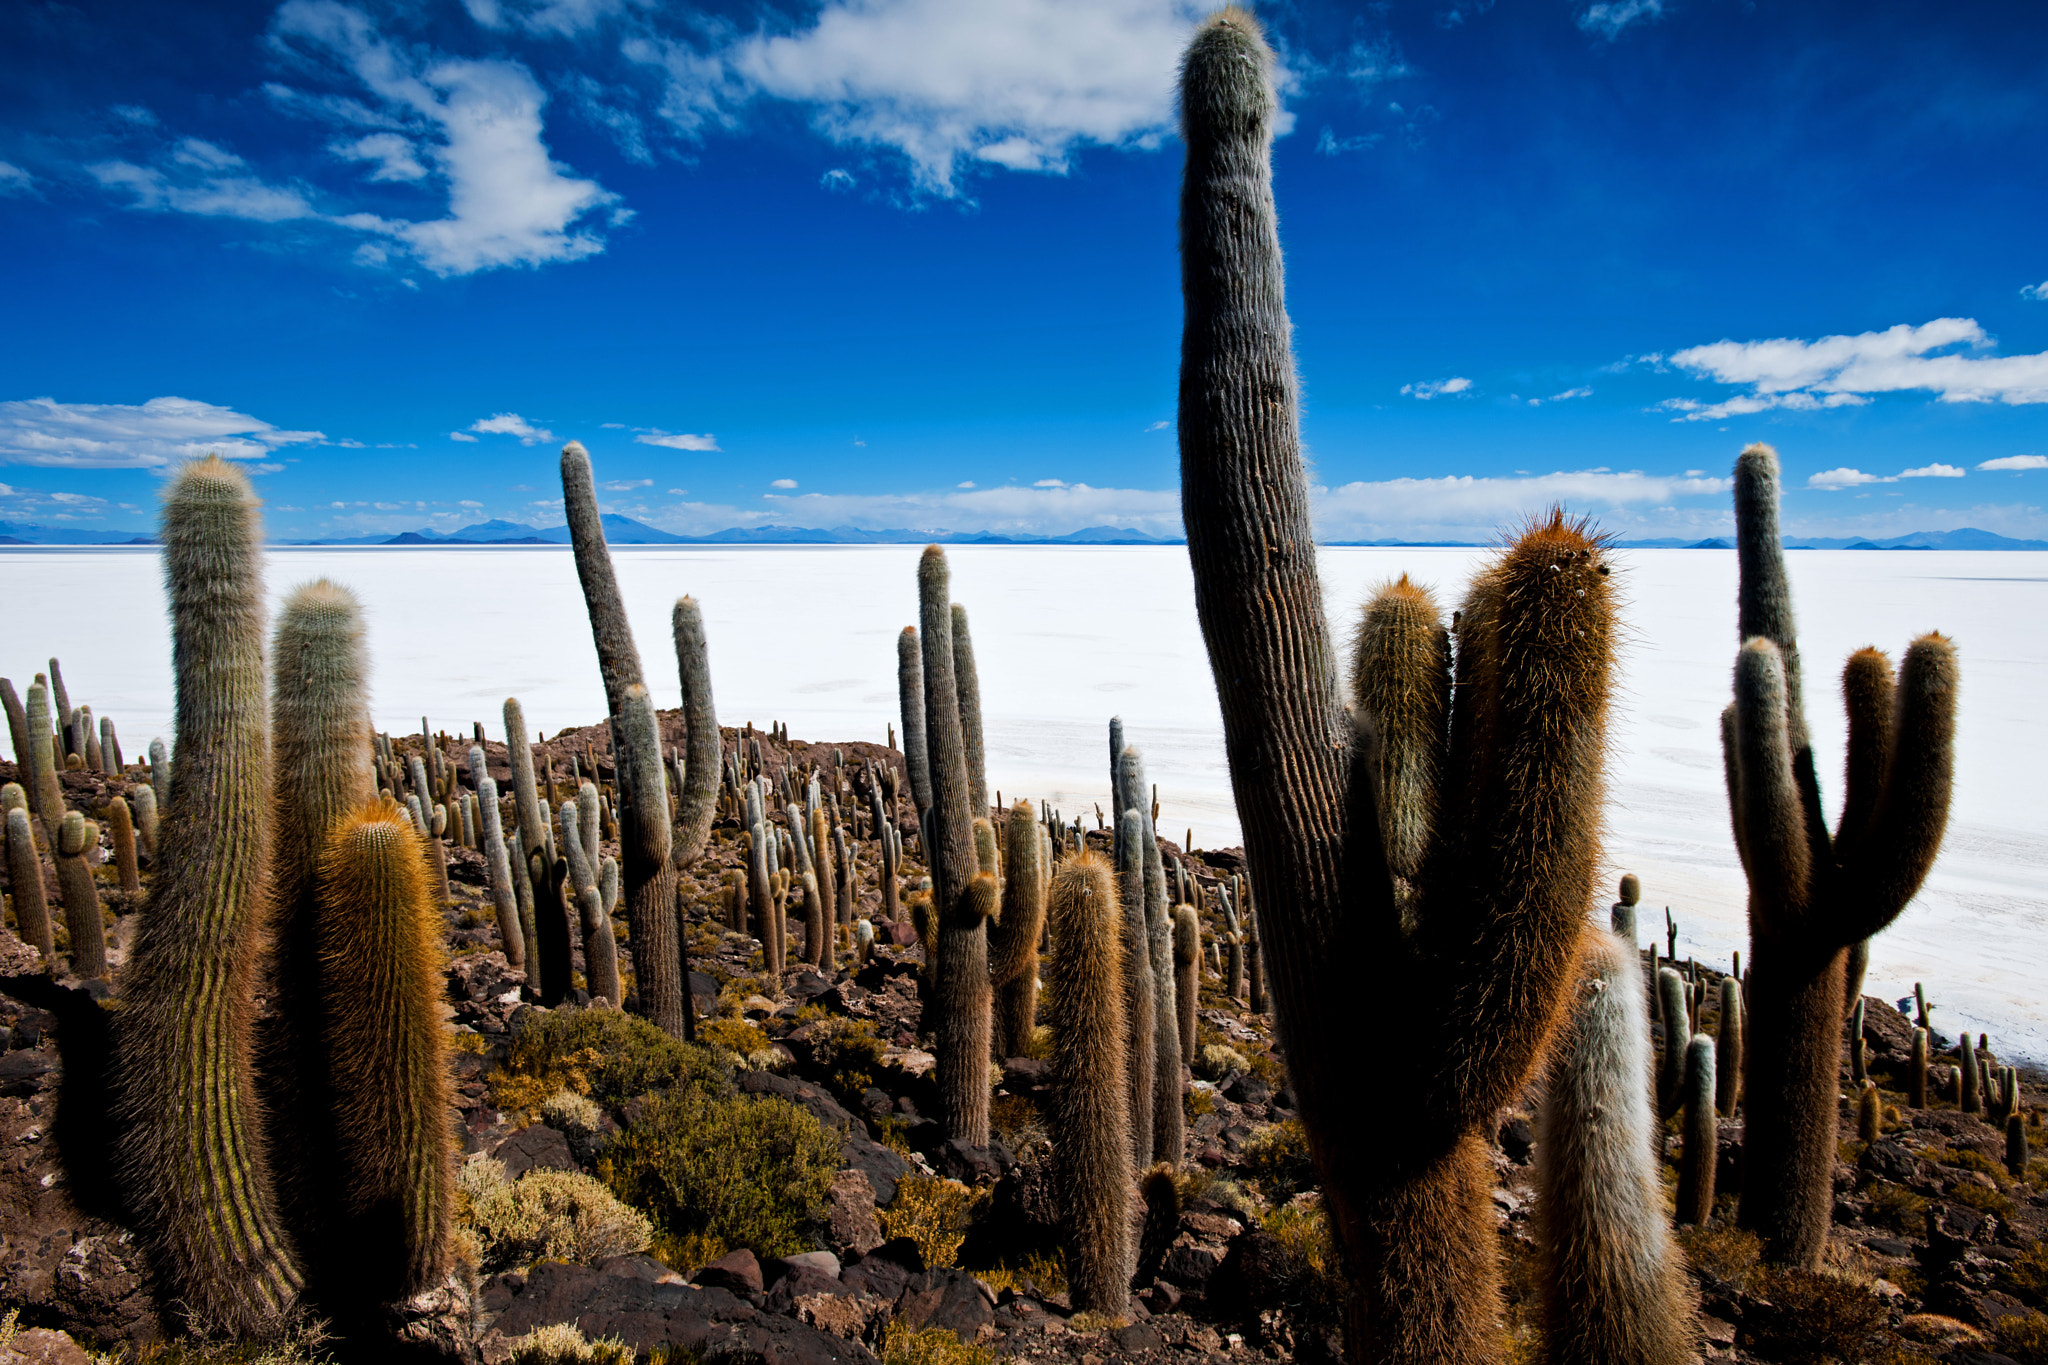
[2022,281,2048,302]
[1529,386,1592,406]
[1809,463,1967,490]
[1657,317,2048,419]
[769,478,798,489]
[633,429,720,451]
[1312,468,1728,540]
[1578,0,1666,40]
[602,477,652,490]
[1401,376,1472,399]
[90,138,318,222]
[0,162,37,197]
[468,412,554,444]
[0,396,323,469]
[1979,454,2048,471]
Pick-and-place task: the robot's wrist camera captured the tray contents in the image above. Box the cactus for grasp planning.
[315,799,455,1300]
[101,714,121,775]
[2008,1112,2030,1179]
[1722,443,1957,1267]
[0,679,28,777]
[1657,968,1690,1116]
[1536,930,1693,1364]
[1851,997,1868,1083]
[1959,1031,1979,1114]
[747,816,779,973]
[1716,977,1743,1117]
[1677,1036,1719,1225]
[1613,873,1640,941]
[1856,1080,1881,1143]
[918,547,993,1146]
[1116,808,1156,1171]
[471,748,525,969]
[559,799,622,1006]
[988,801,1045,1058]
[1118,744,1184,1168]
[4,806,53,961]
[951,603,988,818]
[46,659,71,748]
[55,811,107,978]
[855,916,874,969]
[1045,850,1132,1312]
[972,817,997,876]
[116,455,301,1334]
[1348,574,1450,893]
[149,737,170,810]
[1173,905,1199,1062]
[505,699,556,999]
[104,795,141,893]
[897,627,931,817]
[24,680,64,847]
[1908,1026,1929,1108]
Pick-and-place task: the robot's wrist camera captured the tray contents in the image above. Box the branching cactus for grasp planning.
[916,547,994,1145]
[559,798,621,1006]
[1175,14,1622,1356]
[315,799,455,1302]
[1536,931,1695,1365]
[988,800,1046,1058]
[4,805,54,961]
[1046,849,1133,1312]
[560,443,694,1035]
[116,455,302,1334]
[1721,443,1958,1266]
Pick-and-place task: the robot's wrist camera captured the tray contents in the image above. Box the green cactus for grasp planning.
[105,795,141,894]
[951,603,988,819]
[1045,849,1132,1312]
[1722,442,1957,1267]
[1348,574,1450,894]
[469,746,525,969]
[47,660,71,750]
[897,627,931,818]
[1851,996,1868,1084]
[1856,1080,1881,1144]
[0,680,28,782]
[4,806,53,962]
[505,698,558,1000]
[559,797,622,1006]
[1908,1027,1928,1108]
[315,798,455,1301]
[2008,1112,2030,1179]
[24,679,64,848]
[670,597,722,873]
[988,801,1045,1059]
[1657,967,1690,1117]
[918,547,992,1147]
[55,811,106,978]
[116,454,302,1334]
[1677,1035,1718,1226]
[1716,977,1744,1117]
[1536,930,1694,1365]
[1118,743,1183,1168]
[1613,873,1640,941]
[1959,1032,1980,1114]
[1116,808,1155,1173]
[1173,904,1200,1064]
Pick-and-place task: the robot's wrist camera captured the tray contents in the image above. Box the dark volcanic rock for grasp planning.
[696,1248,764,1296]
[892,1268,993,1343]
[488,1123,577,1178]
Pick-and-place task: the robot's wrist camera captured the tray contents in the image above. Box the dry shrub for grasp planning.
[2010,1240,2048,1308]
[1866,1181,1931,1234]
[1261,1198,1349,1346]
[1743,1267,1889,1363]
[878,1176,987,1270]
[1240,1118,1316,1204]
[1677,1223,1763,1286]
[507,1323,636,1365]
[493,1007,723,1112]
[458,1157,653,1273]
[879,1320,1001,1365]
[1993,1309,2048,1365]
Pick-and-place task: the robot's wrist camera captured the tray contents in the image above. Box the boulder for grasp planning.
[488,1123,577,1179]
[892,1268,994,1343]
[824,1171,884,1257]
[695,1249,764,1296]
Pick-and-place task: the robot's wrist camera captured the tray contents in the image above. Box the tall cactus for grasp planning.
[560,444,691,1034]
[4,805,53,961]
[53,812,106,978]
[1348,575,1449,896]
[1176,14,1620,1357]
[1535,931,1694,1365]
[919,547,992,1146]
[0,679,28,777]
[1722,443,1957,1266]
[25,680,64,848]
[988,800,1045,1058]
[897,628,931,819]
[1173,905,1200,1062]
[504,698,554,997]
[315,799,455,1301]
[1046,849,1132,1313]
[559,796,622,1006]
[1677,1035,1718,1225]
[116,455,301,1334]
[1716,977,1743,1117]
[671,597,722,872]
[951,603,988,819]
[1116,808,1156,1171]
[107,796,141,893]
[471,746,525,968]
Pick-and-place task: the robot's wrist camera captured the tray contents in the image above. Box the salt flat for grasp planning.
[4,542,2043,1061]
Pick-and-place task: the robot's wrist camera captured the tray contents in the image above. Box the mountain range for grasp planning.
[4,516,2047,551]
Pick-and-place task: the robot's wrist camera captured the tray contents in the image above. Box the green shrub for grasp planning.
[493,1006,726,1112]
[600,1090,839,1260]
[1743,1268,1889,1364]
[2010,1239,2048,1308]
[807,1016,888,1107]
[878,1176,987,1270]
[1241,1118,1316,1203]
[880,1320,1000,1365]
[1994,1309,2048,1365]
[457,1158,654,1273]
[1949,1181,2017,1220]
[1866,1181,1930,1234]
[1194,1043,1249,1081]
[1259,1200,1347,1346]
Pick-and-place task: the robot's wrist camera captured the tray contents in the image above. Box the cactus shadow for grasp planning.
[0,973,131,1226]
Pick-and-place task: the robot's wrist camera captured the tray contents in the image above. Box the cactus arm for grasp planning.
[951,603,988,819]
[559,442,645,721]
[897,628,931,816]
[670,597,722,866]
[1733,445,1808,740]
[1730,641,1815,929]
[1833,648,1895,854]
[1719,705,1751,878]
[1347,577,1451,887]
[1835,634,1957,940]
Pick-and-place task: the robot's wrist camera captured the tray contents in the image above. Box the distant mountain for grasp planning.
[0,519,156,545]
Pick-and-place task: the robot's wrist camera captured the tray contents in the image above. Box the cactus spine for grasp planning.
[559,797,621,1006]
[315,799,455,1301]
[116,455,301,1334]
[1536,931,1694,1365]
[1046,850,1133,1312]
[918,547,992,1146]
[1176,12,1624,1354]
[1723,443,1957,1267]
[4,806,53,961]
[988,801,1046,1058]
[1677,1035,1718,1225]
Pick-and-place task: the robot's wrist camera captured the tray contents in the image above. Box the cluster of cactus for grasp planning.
[1720,443,1957,1267]
[1109,728,1185,1169]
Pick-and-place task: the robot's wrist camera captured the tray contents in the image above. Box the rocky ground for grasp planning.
[0,724,2043,1365]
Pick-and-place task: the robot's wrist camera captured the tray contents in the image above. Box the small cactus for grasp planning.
[471,747,525,969]
[1046,850,1132,1312]
[1716,977,1743,1117]
[0,679,28,779]
[1856,1080,1881,1144]
[24,679,64,848]
[897,627,931,817]
[3,806,53,961]
[1657,967,1689,1116]
[988,801,1045,1058]
[1172,905,1199,1065]
[107,795,141,893]
[1677,1035,1718,1226]
[149,736,170,810]
[55,811,106,978]
[1613,873,1640,941]
[1908,1027,1929,1108]
[1960,1032,1980,1114]
[2008,1112,2030,1179]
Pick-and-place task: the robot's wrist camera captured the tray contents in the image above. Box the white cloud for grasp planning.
[468,412,554,444]
[1900,463,1965,479]
[1979,454,2048,471]
[603,478,653,490]
[90,139,319,222]
[1529,386,1593,406]
[957,480,976,488]
[666,487,687,494]
[1145,420,1172,432]
[1578,0,1665,40]
[450,431,479,442]
[330,131,428,181]
[770,477,798,489]
[1315,127,1381,156]
[1660,317,2048,418]
[1401,377,1472,399]
[635,0,1212,198]
[0,163,35,197]
[821,168,856,191]
[0,396,324,469]
[633,429,720,451]
[1809,468,1889,490]
[1034,478,1067,488]
[638,480,1185,538]
[2021,281,2048,302]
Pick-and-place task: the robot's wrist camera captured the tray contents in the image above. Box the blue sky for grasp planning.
[2,0,2046,541]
